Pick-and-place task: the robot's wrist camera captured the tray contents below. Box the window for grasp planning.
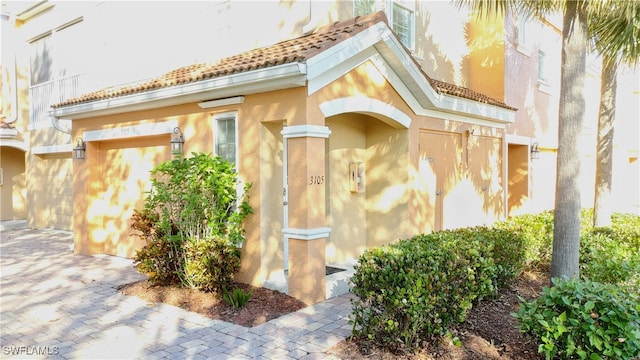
[392,2,414,49]
[214,113,237,165]
[28,18,85,128]
[515,17,533,55]
[354,0,376,16]
[29,19,84,86]
[537,50,548,84]
[354,0,415,49]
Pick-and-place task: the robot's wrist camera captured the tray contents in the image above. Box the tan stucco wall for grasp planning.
[365,120,411,247]
[69,56,511,303]
[27,152,72,230]
[26,128,74,230]
[326,115,368,263]
[0,147,26,220]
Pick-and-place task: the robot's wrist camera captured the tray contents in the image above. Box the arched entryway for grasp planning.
[325,112,410,265]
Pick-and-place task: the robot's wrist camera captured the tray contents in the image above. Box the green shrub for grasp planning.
[512,277,640,359]
[132,153,252,289]
[350,230,495,352]
[183,236,241,292]
[581,231,640,290]
[223,287,253,309]
[457,226,527,289]
[494,211,555,269]
[131,210,184,285]
[143,153,252,247]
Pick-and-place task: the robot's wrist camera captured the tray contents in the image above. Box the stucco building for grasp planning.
[1,1,638,304]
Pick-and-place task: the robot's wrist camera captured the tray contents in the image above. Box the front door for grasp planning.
[419,131,462,231]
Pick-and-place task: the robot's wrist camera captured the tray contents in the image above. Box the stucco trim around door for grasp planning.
[319,97,411,129]
[281,124,331,139]
[283,227,332,240]
[83,120,178,141]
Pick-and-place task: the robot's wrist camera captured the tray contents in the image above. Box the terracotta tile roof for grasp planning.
[52,11,515,111]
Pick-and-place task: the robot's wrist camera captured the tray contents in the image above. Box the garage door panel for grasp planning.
[97,136,168,258]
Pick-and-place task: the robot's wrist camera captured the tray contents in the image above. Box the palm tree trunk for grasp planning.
[593,59,617,227]
[551,0,588,282]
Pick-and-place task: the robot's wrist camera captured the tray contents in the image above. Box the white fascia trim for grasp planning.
[32,143,72,155]
[283,227,332,240]
[0,138,28,152]
[319,97,411,129]
[198,96,245,109]
[370,52,516,124]
[83,120,178,142]
[306,22,389,87]
[50,63,307,119]
[505,134,533,145]
[420,108,508,129]
[281,125,331,139]
[307,22,515,125]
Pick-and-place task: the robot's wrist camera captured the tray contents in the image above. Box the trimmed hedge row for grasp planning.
[350,210,640,353]
[350,226,525,351]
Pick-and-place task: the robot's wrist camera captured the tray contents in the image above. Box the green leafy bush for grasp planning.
[183,236,241,292]
[131,209,183,285]
[143,153,252,246]
[350,230,496,352]
[132,153,252,291]
[456,226,527,289]
[494,210,555,269]
[223,287,253,309]
[581,230,640,290]
[512,277,640,359]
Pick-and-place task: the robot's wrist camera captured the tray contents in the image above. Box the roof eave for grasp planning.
[306,22,515,125]
[50,62,307,119]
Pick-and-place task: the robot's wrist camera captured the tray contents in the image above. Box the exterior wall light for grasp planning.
[170,127,185,158]
[73,138,86,159]
[531,142,540,160]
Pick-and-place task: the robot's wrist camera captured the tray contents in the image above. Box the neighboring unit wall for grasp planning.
[0,147,26,220]
[26,152,71,229]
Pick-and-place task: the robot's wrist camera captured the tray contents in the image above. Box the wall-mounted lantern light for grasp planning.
[531,142,540,160]
[170,127,185,158]
[73,138,86,159]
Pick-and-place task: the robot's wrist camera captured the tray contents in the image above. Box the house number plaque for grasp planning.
[309,175,325,185]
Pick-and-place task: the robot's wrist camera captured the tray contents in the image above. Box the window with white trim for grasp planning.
[514,16,534,56]
[537,50,549,84]
[354,0,376,16]
[214,113,238,165]
[391,2,414,49]
[28,18,85,128]
[29,18,84,86]
[353,0,415,49]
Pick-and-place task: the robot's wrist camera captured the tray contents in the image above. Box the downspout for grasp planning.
[1,13,18,124]
[51,115,71,134]
[301,0,320,34]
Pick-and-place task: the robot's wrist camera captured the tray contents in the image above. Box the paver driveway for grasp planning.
[0,228,353,359]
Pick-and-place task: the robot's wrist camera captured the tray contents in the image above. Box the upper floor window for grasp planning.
[354,0,376,17]
[515,16,533,55]
[214,112,238,165]
[29,18,84,86]
[391,2,414,49]
[537,50,549,84]
[354,0,415,49]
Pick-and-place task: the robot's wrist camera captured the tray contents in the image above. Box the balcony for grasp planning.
[29,73,85,129]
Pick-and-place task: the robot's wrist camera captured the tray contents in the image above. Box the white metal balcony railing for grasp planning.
[29,73,85,128]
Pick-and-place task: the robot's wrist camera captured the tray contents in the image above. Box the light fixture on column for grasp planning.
[531,142,540,160]
[170,127,185,157]
[73,138,86,159]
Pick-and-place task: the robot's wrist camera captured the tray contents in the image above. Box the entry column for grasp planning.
[282,125,331,305]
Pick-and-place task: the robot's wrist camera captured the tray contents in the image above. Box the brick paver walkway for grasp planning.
[0,229,353,359]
